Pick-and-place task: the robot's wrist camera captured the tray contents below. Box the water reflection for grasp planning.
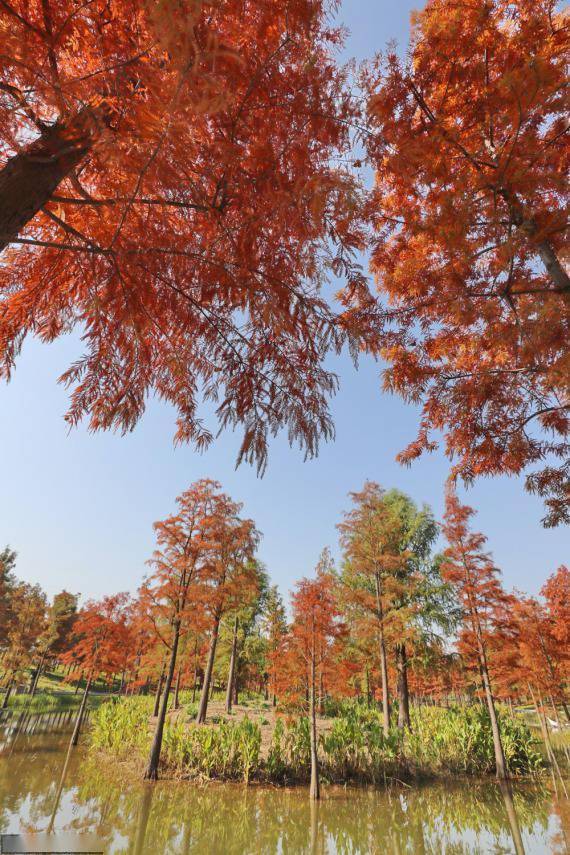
[0,726,566,854]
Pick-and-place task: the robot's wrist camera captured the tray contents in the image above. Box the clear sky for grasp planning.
[0,1,566,605]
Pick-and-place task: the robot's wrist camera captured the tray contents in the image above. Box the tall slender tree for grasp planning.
[261,585,288,705]
[441,486,509,779]
[1,580,47,708]
[338,483,411,735]
[0,547,17,653]
[142,479,223,780]
[289,564,344,800]
[196,503,259,724]
[61,593,131,745]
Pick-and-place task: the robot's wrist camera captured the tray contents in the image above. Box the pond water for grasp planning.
[0,715,568,854]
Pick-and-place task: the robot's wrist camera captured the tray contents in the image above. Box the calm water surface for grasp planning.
[0,714,568,854]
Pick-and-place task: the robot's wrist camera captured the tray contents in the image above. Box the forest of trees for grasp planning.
[1,481,568,796]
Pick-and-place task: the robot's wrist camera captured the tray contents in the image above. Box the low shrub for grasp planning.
[162,717,262,783]
[266,718,287,781]
[403,705,543,775]
[283,716,311,775]
[320,704,401,782]
[90,697,152,757]
[319,703,542,780]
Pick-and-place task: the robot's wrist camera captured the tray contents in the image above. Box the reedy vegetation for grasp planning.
[90,697,543,784]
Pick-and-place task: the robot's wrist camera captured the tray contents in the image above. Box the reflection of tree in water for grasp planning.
[0,736,560,854]
[551,794,570,855]
[0,729,84,833]
[75,768,555,854]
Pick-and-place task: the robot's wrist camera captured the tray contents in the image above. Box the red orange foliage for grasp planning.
[365,0,569,524]
[62,592,131,681]
[0,0,374,470]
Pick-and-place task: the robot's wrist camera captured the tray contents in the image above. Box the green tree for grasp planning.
[29,590,79,696]
[381,490,459,728]
[261,585,288,705]
[223,562,269,713]
[338,483,411,735]
[338,484,458,731]
[0,546,17,651]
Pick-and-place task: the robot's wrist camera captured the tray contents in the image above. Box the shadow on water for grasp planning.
[0,722,567,854]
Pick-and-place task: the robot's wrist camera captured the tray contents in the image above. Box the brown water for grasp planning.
[0,714,568,854]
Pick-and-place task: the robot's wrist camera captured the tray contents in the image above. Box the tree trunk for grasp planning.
[225,616,239,714]
[0,111,97,254]
[318,669,325,716]
[474,620,507,780]
[152,660,166,718]
[535,239,570,293]
[309,644,320,801]
[529,684,568,793]
[396,643,411,730]
[549,695,570,764]
[172,669,181,711]
[498,188,570,295]
[499,781,525,855]
[191,638,199,704]
[29,658,44,698]
[71,672,92,747]
[1,677,14,710]
[537,630,570,724]
[145,620,180,781]
[375,573,391,737]
[196,616,220,724]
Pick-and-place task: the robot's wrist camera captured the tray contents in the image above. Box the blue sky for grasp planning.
[0,1,566,604]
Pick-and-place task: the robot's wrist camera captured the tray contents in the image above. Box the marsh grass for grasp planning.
[90,697,545,784]
[90,697,153,756]
[161,717,262,783]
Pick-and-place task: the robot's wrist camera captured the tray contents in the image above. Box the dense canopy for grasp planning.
[365,0,569,524]
[0,0,374,470]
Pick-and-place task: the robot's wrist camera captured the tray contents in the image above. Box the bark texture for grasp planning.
[71,672,92,747]
[196,615,220,724]
[0,110,97,253]
[375,573,391,736]
[145,620,180,780]
[309,645,320,801]
[225,616,239,714]
[396,643,411,730]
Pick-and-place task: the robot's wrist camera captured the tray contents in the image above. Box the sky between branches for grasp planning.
[0,0,566,603]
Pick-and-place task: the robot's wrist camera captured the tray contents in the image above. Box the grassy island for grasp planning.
[90,695,546,786]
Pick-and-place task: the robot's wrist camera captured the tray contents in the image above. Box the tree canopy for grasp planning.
[0,0,375,471]
[365,0,569,525]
